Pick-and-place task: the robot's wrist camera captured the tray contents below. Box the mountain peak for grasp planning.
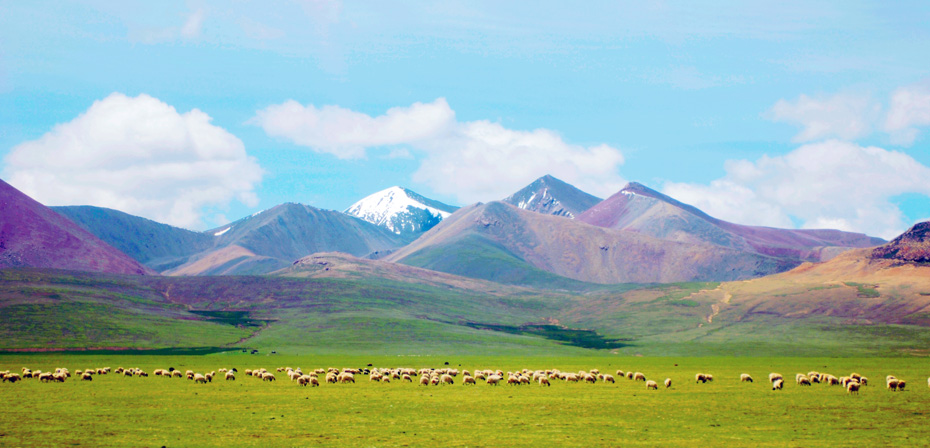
[871,221,930,263]
[502,175,601,218]
[344,186,458,235]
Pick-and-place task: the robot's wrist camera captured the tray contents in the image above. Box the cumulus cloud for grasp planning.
[252,98,455,159]
[767,93,881,142]
[3,93,263,229]
[663,140,930,239]
[252,98,626,202]
[885,81,930,145]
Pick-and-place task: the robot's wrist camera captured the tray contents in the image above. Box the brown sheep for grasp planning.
[898,380,907,391]
[887,379,900,391]
[847,381,860,395]
[695,373,707,383]
[646,380,658,390]
[81,372,93,381]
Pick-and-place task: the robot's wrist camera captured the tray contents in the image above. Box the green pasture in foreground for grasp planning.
[2,354,930,447]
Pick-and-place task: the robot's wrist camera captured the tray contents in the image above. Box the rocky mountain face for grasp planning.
[871,221,930,263]
[578,182,883,263]
[0,179,153,275]
[344,186,458,236]
[502,175,602,218]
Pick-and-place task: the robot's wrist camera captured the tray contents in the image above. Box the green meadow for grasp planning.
[2,354,929,447]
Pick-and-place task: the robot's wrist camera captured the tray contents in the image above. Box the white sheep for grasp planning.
[695,373,707,383]
[81,372,93,381]
[664,378,672,388]
[633,372,646,382]
[225,372,236,381]
[769,373,783,383]
[603,374,615,384]
[740,374,753,383]
[463,376,476,385]
[262,373,276,382]
[772,379,784,390]
[646,380,658,390]
[193,374,207,384]
[538,377,550,387]
[487,375,501,386]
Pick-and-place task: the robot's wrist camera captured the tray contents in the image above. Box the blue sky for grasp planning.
[1,1,929,238]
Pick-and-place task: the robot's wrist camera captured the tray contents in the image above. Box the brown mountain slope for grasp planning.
[578,182,883,262]
[0,179,153,275]
[685,225,930,329]
[386,201,794,284]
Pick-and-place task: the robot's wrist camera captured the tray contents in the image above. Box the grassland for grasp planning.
[2,354,929,447]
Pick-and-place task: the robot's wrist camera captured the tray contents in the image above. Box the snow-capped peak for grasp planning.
[344,186,456,234]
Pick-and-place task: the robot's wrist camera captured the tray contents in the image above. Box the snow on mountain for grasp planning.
[502,175,602,218]
[344,186,458,235]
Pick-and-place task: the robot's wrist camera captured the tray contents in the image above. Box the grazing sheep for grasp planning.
[337,373,355,384]
[565,373,579,382]
[463,376,476,385]
[646,380,658,390]
[851,373,862,382]
[772,379,784,390]
[81,373,93,381]
[193,374,207,384]
[419,376,429,386]
[225,372,236,381]
[798,377,812,386]
[887,378,900,391]
[706,375,714,382]
[381,376,391,383]
[616,370,625,377]
[824,375,839,386]
[664,378,672,388]
[769,373,783,383]
[633,372,646,382]
[39,373,53,383]
[538,377,550,387]
[583,374,597,384]
[297,375,311,386]
[487,375,501,386]
[262,373,276,382]
[626,372,634,380]
[402,374,412,382]
[847,381,860,395]
[205,373,214,382]
[4,374,22,383]
[172,370,182,378]
[740,374,753,383]
[603,374,615,384]
[310,377,320,387]
[859,377,868,386]
[898,380,907,391]
[695,373,707,383]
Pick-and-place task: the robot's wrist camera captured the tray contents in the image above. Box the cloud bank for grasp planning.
[3,93,263,229]
[663,140,930,239]
[253,98,626,202]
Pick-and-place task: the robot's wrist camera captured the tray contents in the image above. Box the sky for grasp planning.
[1,1,929,239]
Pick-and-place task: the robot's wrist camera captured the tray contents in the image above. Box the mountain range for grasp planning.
[2,175,887,284]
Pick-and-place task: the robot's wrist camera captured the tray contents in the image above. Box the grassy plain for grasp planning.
[2,354,929,447]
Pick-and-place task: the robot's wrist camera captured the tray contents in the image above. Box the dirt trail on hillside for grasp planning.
[683,285,732,325]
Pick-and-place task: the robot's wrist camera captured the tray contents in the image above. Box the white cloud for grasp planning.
[663,140,930,239]
[252,98,626,202]
[767,93,880,142]
[3,93,263,230]
[251,98,455,159]
[181,8,205,39]
[885,81,930,145]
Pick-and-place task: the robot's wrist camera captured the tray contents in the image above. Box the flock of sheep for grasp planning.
[1,365,925,396]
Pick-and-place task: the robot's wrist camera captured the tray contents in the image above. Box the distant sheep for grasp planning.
[847,381,860,395]
[633,372,646,382]
[740,374,753,383]
[194,374,207,384]
[798,377,812,386]
[538,377,550,387]
[695,373,707,383]
[772,379,784,390]
[646,380,658,390]
[225,372,236,381]
[769,373,783,383]
[463,376,476,386]
[626,372,634,380]
[487,375,501,386]
[81,372,93,381]
[419,376,429,386]
[664,378,672,388]
[898,380,907,391]
[887,379,900,391]
[262,373,276,382]
[603,374,615,384]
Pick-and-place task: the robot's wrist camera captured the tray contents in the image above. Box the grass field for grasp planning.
[2,354,929,447]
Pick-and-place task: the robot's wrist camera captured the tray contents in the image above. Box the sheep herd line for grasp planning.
[1,365,924,395]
